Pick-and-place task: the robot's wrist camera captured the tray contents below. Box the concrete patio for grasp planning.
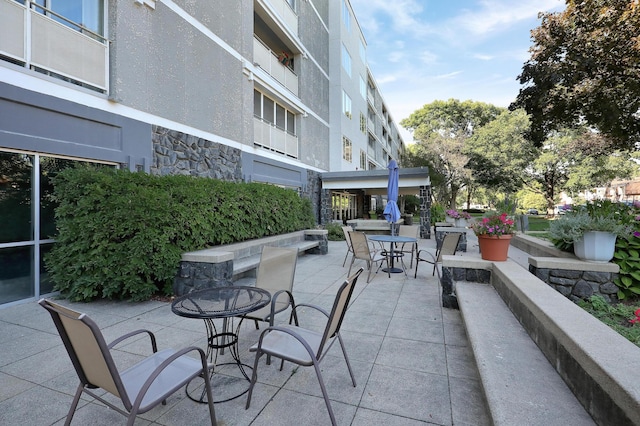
[0,235,493,426]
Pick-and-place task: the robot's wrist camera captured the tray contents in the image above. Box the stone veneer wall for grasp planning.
[419,185,431,239]
[151,125,243,180]
[529,265,619,303]
[441,265,491,309]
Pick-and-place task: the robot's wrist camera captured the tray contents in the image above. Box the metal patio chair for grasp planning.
[39,299,216,426]
[347,230,388,282]
[245,268,364,426]
[242,246,299,329]
[397,224,420,268]
[414,232,462,278]
[341,225,354,267]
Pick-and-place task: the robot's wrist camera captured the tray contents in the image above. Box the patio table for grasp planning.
[171,286,270,403]
[368,235,417,274]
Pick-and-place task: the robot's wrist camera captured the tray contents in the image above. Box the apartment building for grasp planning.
[0,0,406,306]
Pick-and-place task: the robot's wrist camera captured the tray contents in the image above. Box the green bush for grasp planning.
[45,168,315,302]
[430,203,445,223]
[614,236,640,299]
[325,222,344,241]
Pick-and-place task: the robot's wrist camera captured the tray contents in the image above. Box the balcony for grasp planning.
[254,117,298,158]
[253,37,298,96]
[0,0,108,91]
[263,0,298,34]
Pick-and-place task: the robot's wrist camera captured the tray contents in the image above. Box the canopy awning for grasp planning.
[320,167,430,196]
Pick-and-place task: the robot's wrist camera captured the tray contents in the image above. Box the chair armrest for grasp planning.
[268,289,296,325]
[417,249,437,262]
[291,303,330,319]
[108,329,158,353]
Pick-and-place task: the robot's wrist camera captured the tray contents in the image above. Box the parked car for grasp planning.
[526,208,539,215]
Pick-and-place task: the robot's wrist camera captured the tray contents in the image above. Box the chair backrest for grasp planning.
[317,268,363,356]
[256,246,298,298]
[398,225,420,239]
[438,233,462,261]
[341,226,353,250]
[38,299,131,406]
[348,231,372,261]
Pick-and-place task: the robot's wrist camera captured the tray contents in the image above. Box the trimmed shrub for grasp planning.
[45,168,315,301]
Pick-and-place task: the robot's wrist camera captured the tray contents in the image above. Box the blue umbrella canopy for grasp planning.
[383,159,401,233]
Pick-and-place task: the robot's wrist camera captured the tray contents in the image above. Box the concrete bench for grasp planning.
[445,257,640,425]
[174,230,328,295]
[346,219,404,234]
[457,279,594,425]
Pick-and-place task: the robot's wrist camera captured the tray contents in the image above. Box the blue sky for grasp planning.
[349,0,566,143]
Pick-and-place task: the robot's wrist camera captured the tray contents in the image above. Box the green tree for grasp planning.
[512,1,640,148]
[401,99,503,208]
[465,109,535,193]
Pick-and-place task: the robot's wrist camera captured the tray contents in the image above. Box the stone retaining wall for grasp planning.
[529,257,620,303]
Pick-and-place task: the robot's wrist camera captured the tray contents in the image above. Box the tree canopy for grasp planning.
[512,0,640,148]
[400,99,503,208]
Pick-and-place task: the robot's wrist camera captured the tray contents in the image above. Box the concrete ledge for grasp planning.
[491,261,640,425]
[457,280,594,425]
[529,256,619,273]
[512,233,574,258]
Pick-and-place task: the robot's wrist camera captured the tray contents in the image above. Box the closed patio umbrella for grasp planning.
[383,159,401,235]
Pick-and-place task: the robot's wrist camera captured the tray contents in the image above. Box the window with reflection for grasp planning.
[0,152,33,244]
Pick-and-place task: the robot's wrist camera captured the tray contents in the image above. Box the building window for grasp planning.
[0,150,113,306]
[359,38,366,63]
[254,90,296,135]
[360,150,367,170]
[36,0,105,37]
[343,0,351,32]
[360,112,367,134]
[342,91,352,119]
[343,137,352,162]
[360,76,366,99]
[342,44,351,77]
[286,0,296,11]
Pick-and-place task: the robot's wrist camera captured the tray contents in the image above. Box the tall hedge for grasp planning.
[45,168,315,301]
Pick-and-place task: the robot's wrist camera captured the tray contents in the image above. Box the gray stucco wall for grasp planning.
[109,0,250,144]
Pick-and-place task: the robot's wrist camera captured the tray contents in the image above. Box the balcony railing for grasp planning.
[253,37,298,96]
[254,117,298,158]
[0,0,108,91]
[264,0,298,34]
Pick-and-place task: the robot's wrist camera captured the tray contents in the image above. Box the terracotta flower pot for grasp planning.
[477,234,512,261]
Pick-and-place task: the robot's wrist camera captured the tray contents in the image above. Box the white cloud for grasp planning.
[419,50,438,65]
[474,54,494,61]
[452,0,564,37]
[435,71,463,80]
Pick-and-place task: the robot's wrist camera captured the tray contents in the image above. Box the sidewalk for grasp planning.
[0,237,491,426]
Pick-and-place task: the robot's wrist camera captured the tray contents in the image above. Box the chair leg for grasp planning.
[337,333,356,387]
[342,249,349,267]
[245,349,263,409]
[202,365,217,425]
[64,384,84,426]
[347,256,355,277]
[312,360,338,426]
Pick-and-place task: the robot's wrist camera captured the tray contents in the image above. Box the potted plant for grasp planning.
[549,200,632,262]
[445,209,458,223]
[471,212,516,261]
[455,211,471,228]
